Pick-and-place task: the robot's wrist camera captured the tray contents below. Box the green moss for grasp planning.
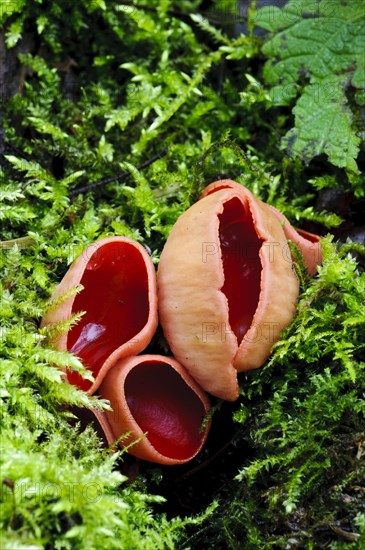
[1,0,364,548]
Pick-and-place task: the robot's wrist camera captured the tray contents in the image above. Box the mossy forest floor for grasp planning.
[1,1,364,548]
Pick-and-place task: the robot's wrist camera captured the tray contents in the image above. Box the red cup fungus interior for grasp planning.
[219,198,263,344]
[125,361,207,460]
[67,242,149,391]
[296,228,321,243]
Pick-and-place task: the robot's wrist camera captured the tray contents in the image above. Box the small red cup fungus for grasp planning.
[201,180,322,275]
[98,355,211,465]
[158,184,300,401]
[41,237,158,394]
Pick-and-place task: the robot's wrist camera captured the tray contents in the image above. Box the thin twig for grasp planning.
[0,236,35,249]
[69,150,167,197]
[4,142,40,163]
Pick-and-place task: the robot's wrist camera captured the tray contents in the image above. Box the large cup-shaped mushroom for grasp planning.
[41,237,158,394]
[98,355,211,465]
[157,187,299,401]
[201,180,322,275]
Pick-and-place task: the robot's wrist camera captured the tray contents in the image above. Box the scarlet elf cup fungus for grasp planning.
[41,237,158,395]
[157,185,300,401]
[201,180,322,276]
[98,355,211,465]
[42,236,211,465]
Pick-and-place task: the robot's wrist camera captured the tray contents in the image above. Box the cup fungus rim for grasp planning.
[158,185,299,400]
[201,179,322,275]
[41,236,158,395]
[98,354,211,465]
